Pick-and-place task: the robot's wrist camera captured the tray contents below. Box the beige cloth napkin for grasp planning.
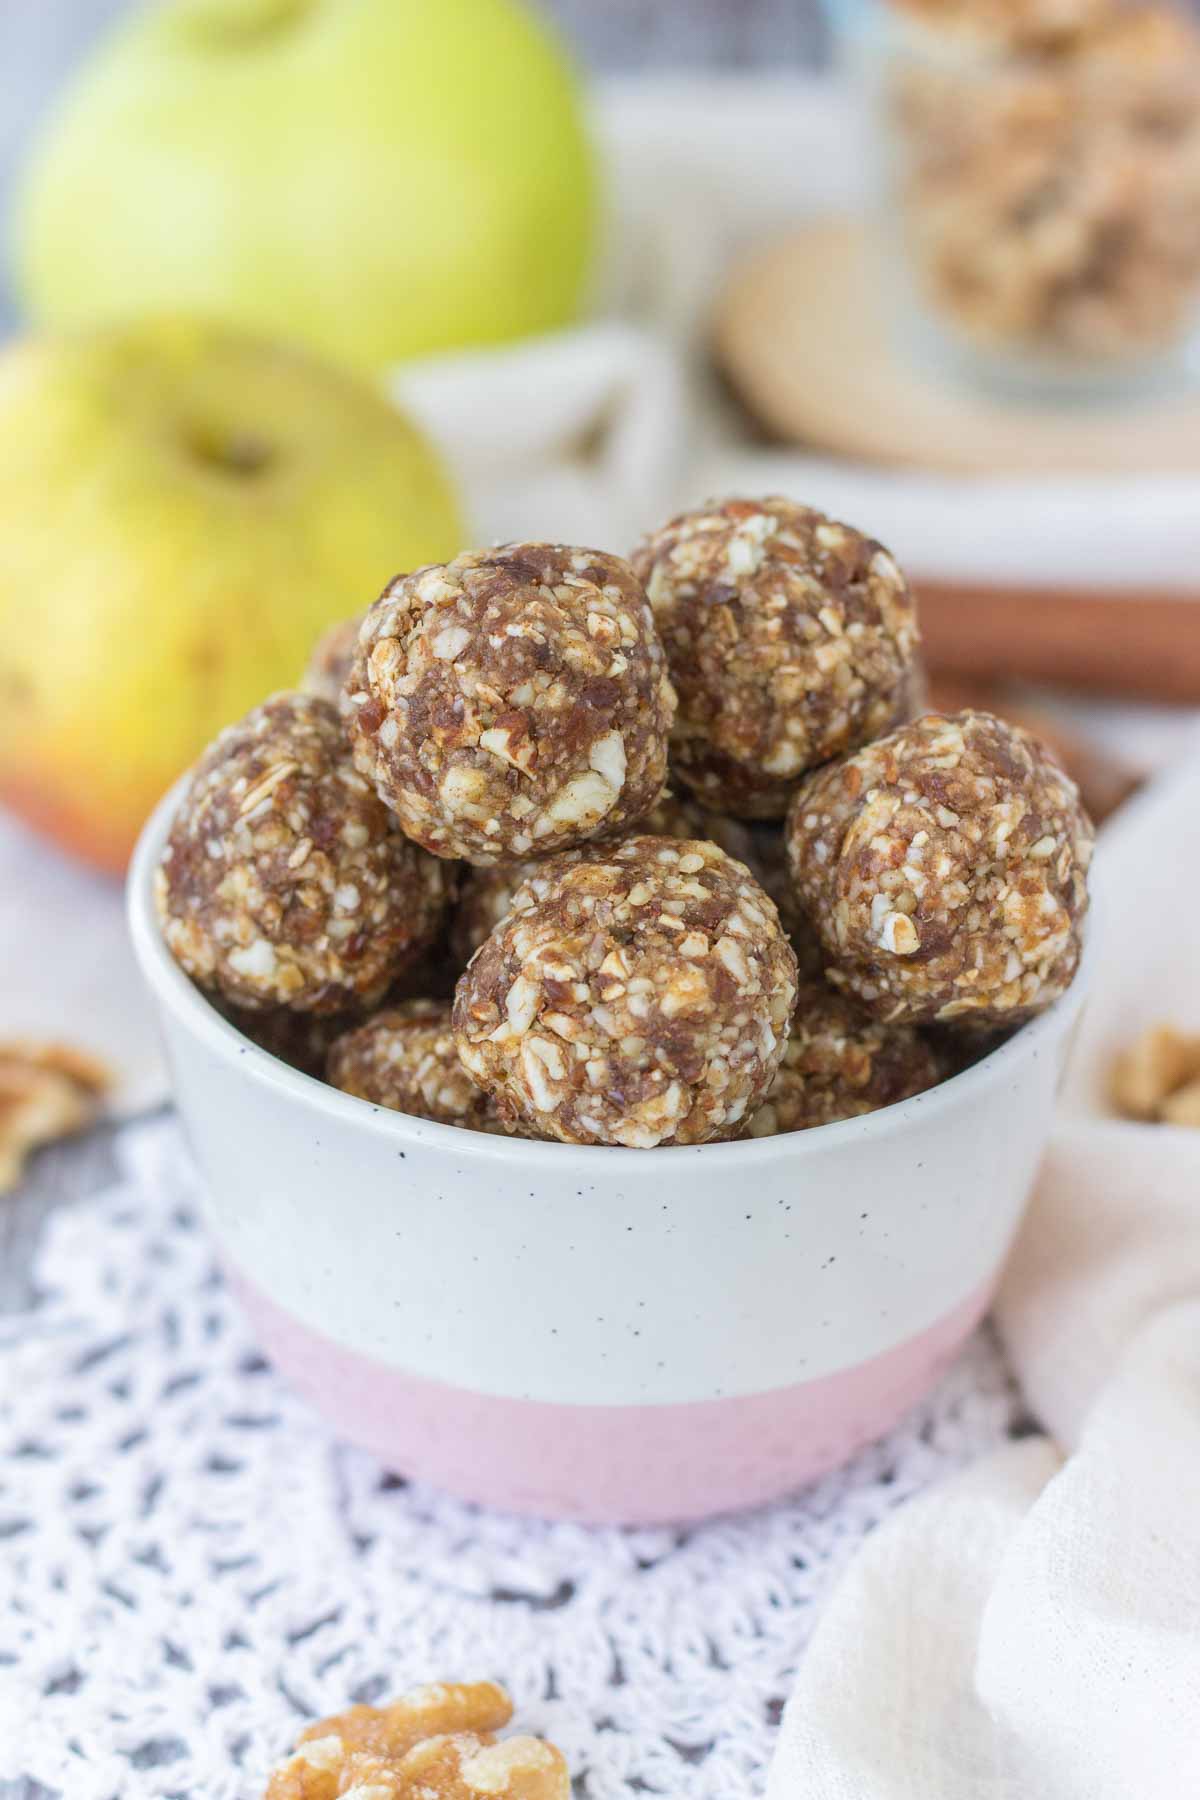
[768,752,1200,1799]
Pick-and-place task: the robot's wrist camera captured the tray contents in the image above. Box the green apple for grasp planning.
[16,0,598,372]
[0,316,462,872]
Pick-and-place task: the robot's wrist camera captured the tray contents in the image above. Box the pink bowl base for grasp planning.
[230,1269,995,1525]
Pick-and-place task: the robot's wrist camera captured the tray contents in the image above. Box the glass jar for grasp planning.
[832,0,1200,398]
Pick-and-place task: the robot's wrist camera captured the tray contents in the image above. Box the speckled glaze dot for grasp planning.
[454,835,798,1148]
[785,710,1094,1027]
[155,692,446,1013]
[631,497,920,819]
[345,544,676,865]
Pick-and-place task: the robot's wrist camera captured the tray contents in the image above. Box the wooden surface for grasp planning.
[716,218,1200,475]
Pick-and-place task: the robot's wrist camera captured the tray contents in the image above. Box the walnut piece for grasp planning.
[455,836,798,1147]
[263,1681,568,1800]
[786,711,1094,1028]
[0,1042,110,1193]
[631,497,919,819]
[345,545,675,864]
[1111,1022,1200,1123]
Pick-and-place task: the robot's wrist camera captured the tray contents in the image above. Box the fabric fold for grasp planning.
[768,751,1200,1800]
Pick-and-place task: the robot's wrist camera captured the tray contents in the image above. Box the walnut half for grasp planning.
[263,1680,569,1800]
[1110,1024,1200,1127]
[0,1041,110,1193]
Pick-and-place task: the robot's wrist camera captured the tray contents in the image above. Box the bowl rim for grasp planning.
[127,775,1094,1172]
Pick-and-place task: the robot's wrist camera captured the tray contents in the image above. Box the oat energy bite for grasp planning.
[263,1679,568,1800]
[327,1000,506,1134]
[449,783,716,964]
[455,837,798,1147]
[300,612,362,710]
[156,692,445,1013]
[786,711,1093,1027]
[631,497,919,819]
[345,544,675,864]
[223,1001,362,1079]
[749,983,942,1135]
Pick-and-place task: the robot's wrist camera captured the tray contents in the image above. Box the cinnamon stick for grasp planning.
[919,582,1200,704]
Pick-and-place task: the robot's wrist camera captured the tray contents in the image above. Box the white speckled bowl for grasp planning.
[128,783,1089,1525]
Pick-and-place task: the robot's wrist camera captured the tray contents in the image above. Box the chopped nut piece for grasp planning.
[786,711,1093,1028]
[747,984,942,1135]
[327,1000,508,1135]
[1110,1022,1200,1122]
[346,544,675,864]
[263,1681,568,1800]
[0,1042,110,1193]
[454,837,798,1147]
[631,497,919,819]
[156,692,447,1013]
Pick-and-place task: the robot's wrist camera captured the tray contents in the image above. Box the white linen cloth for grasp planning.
[768,752,1200,1799]
[3,73,1198,1103]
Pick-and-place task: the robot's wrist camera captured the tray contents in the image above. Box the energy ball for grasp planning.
[454,837,798,1148]
[326,1000,506,1134]
[222,1001,362,1079]
[156,692,446,1013]
[448,783,730,964]
[300,613,362,710]
[748,983,943,1136]
[786,710,1094,1027]
[741,824,825,980]
[345,544,676,864]
[631,497,919,819]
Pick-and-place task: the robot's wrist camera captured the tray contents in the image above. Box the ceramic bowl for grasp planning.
[128,784,1089,1525]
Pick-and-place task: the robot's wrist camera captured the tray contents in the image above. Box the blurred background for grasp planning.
[2,0,1200,1145]
[0,0,831,332]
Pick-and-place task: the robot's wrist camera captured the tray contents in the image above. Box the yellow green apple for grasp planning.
[0,317,462,872]
[16,0,598,373]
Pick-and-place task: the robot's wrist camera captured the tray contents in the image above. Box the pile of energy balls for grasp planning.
[156,497,1094,1150]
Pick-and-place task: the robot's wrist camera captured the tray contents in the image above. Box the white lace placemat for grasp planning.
[0,1119,1019,1800]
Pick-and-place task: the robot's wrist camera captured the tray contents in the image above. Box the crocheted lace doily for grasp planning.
[1,1120,1019,1800]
